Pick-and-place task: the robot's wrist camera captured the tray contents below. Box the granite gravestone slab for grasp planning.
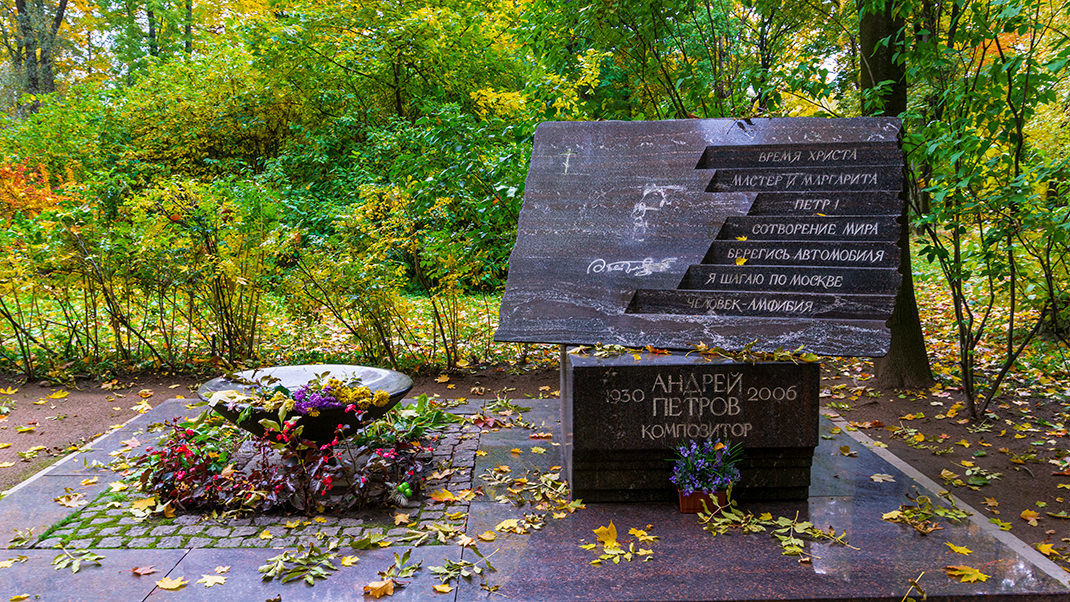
[496,117,906,501]
[495,117,903,357]
[564,351,820,502]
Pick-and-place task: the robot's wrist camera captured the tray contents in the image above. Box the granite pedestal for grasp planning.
[563,349,820,502]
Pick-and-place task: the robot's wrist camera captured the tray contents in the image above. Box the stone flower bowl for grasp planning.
[198,364,414,445]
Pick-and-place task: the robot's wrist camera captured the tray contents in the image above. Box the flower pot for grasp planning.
[677,489,728,514]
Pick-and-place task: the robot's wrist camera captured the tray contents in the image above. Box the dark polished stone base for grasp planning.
[572,447,814,502]
[562,349,820,502]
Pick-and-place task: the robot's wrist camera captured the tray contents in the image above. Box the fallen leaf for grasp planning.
[735,256,747,266]
[530,432,552,439]
[0,556,27,569]
[10,595,29,601]
[435,375,450,383]
[944,565,989,583]
[132,565,157,576]
[214,566,230,574]
[477,530,496,542]
[456,535,476,547]
[495,518,521,533]
[130,497,156,511]
[313,516,328,523]
[1021,510,1040,526]
[54,492,87,508]
[138,389,154,398]
[531,446,547,454]
[80,477,99,486]
[628,528,659,543]
[196,574,225,587]
[593,521,618,547]
[870,473,895,483]
[258,529,273,540]
[433,583,454,594]
[364,579,395,598]
[394,513,410,526]
[0,462,15,468]
[1037,543,1056,556]
[946,543,972,555]
[510,448,523,455]
[340,556,359,567]
[48,390,68,399]
[839,445,857,457]
[430,489,457,503]
[155,576,188,590]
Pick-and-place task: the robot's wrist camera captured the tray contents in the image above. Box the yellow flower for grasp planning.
[373,390,390,407]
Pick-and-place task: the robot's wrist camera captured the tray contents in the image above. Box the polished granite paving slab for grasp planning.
[0,397,1066,601]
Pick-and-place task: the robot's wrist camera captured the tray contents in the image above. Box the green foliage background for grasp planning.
[0,0,1067,399]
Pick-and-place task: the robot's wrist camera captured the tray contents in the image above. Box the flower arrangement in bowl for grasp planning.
[208,374,405,444]
[670,438,744,513]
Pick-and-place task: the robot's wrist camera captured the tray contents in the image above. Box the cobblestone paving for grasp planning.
[25,422,481,550]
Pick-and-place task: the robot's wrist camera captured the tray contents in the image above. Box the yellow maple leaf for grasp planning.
[510,448,523,455]
[475,450,487,456]
[340,556,360,567]
[364,579,395,598]
[48,390,68,399]
[258,529,273,540]
[138,389,154,398]
[735,235,747,241]
[531,446,547,454]
[196,574,225,587]
[944,565,989,583]
[130,497,156,511]
[394,513,410,525]
[1021,509,1040,526]
[495,518,520,532]
[80,477,99,486]
[0,462,15,469]
[155,576,188,590]
[214,566,230,574]
[430,489,457,503]
[313,516,328,523]
[435,375,450,383]
[456,535,476,547]
[735,257,747,266]
[108,481,128,493]
[0,387,17,395]
[433,583,454,593]
[945,542,972,555]
[10,595,30,601]
[593,521,618,547]
[478,530,496,542]
[1037,543,1056,556]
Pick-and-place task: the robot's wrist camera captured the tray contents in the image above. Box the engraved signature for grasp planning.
[587,257,678,277]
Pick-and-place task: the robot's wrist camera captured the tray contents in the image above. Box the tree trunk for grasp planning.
[147,9,159,56]
[184,0,193,54]
[858,0,906,115]
[860,0,933,388]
